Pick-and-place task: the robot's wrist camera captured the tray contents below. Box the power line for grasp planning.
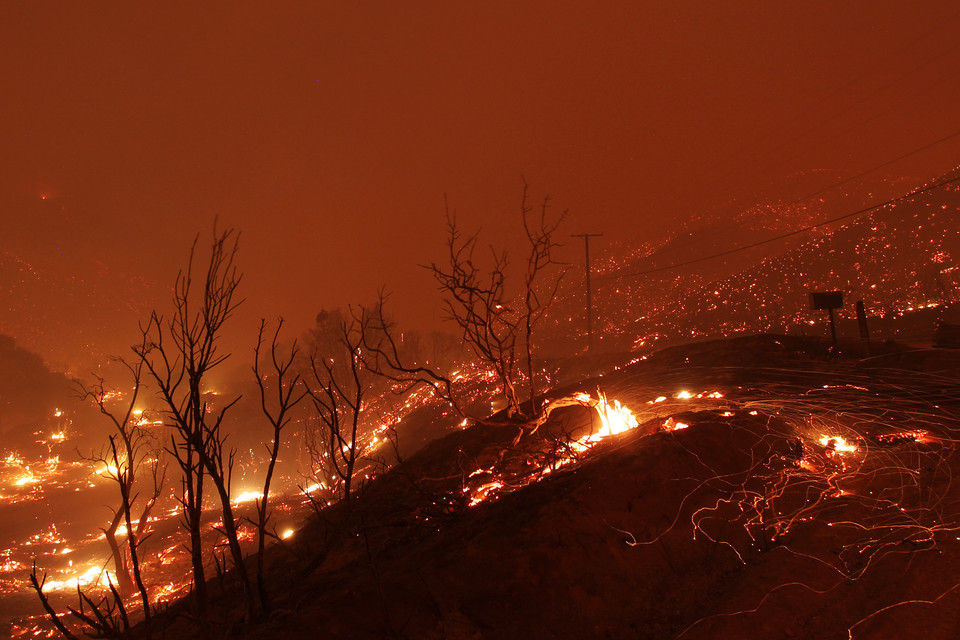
[640,126,960,259]
[665,11,960,217]
[791,128,960,204]
[603,172,960,281]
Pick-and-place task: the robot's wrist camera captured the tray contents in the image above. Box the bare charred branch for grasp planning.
[520,181,568,416]
[304,314,371,503]
[252,317,308,611]
[369,185,567,430]
[72,348,162,636]
[28,563,80,640]
[134,226,253,615]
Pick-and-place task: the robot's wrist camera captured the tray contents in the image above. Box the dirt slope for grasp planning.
[151,336,960,640]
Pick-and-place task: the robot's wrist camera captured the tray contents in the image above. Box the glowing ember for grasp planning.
[14,474,37,487]
[676,391,694,399]
[233,491,264,504]
[819,435,858,453]
[281,529,294,539]
[466,391,644,506]
[41,565,117,593]
[875,430,929,445]
[0,558,21,572]
[467,481,504,506]
[664,417,689,431]
[589,391,639,440]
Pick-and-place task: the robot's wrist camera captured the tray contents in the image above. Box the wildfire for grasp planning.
[303,482,324,494]
[0,557,21,572]
[233,491,264,504]
[40,565,117,593]
[664,417,689,431]
[819,435,858,454]
[583,391,639,443]
[14,474,37,487]
[467,481,504,507]
[4,453,25,466]
[464,392,645,507]
[95,463,120,478]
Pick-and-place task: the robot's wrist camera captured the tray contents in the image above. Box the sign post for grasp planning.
[809,291,844,347]
[855,300,871,356]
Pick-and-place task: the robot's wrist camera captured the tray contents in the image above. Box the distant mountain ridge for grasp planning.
[555,167,960,350]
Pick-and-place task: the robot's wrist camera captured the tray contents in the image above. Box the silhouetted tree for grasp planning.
[428,206,523,416]
[31,355,164,640]
[252,318,307,610]
[134,228,254,615]
[29,561,130,640]
[519,184,567,413]
[304,313,372,502]
[376,183,566,425]
[75,357,164,631]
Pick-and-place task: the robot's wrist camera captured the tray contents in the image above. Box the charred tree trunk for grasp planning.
[102,506,135,596]
[252,316,307,611]
[136,228,245,615]
[305,316,368,504]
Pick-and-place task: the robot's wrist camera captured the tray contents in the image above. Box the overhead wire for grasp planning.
[629,125,960,259]
[602,170,960,280]
[662,11,960,234]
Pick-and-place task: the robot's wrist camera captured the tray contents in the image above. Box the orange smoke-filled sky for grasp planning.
[2,1,959,366]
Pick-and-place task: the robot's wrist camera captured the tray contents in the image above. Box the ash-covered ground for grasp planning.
[122,335,960,640]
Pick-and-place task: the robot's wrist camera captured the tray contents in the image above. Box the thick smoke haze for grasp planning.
[2,2,960,367]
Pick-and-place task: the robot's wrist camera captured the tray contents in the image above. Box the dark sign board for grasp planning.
[809,291,843,311]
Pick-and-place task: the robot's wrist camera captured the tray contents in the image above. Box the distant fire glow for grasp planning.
[4,7,960,638]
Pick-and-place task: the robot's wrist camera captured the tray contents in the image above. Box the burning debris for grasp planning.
[5,334,960,640]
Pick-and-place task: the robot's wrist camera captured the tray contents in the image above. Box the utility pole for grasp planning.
[571,232,603,350]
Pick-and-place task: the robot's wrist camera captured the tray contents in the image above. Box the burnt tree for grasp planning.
[134,228,253,615]
[32,359,164,640]
[304,314,371,503]
[252,318,307,610]
[419,184,566,422]
[76,360,164,626]
[520,184,567,414]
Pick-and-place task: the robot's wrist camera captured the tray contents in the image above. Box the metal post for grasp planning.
[571,232,603,350]
[828,307,838,347]
[856,300,871,356]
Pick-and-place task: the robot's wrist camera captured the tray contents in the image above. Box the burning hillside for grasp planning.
[550,167,960,352]
[53,334,958,640]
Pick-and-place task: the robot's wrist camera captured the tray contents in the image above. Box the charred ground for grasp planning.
[131,335,960,640]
